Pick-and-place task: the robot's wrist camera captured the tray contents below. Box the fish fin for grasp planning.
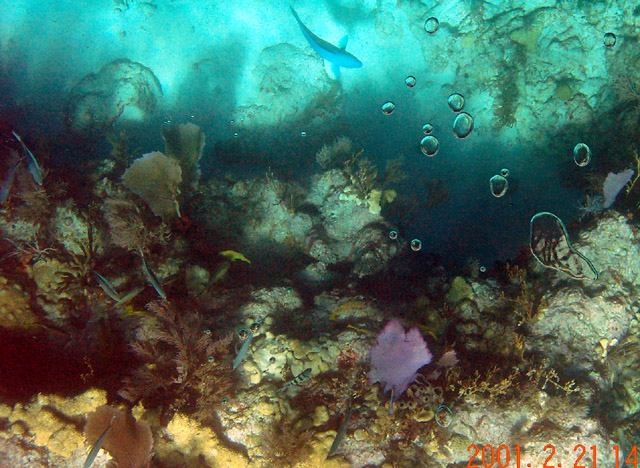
[330,63,341,79]
[338,35,348,49]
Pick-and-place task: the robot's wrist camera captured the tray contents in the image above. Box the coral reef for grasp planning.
[0,107,638,468]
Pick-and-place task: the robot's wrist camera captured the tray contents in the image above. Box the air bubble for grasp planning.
[405,75,416,88]
[381,101,396,115]
[422,123,434,134]
[573,143,591,167]
[424,17,439,34]
[500,168,510,177]
[389,230,398,240]
[420,135,439,157]
[410,239,422,251]
[447,93,465,112]
[452,112,474,139]
[435,404,454,427]
[300,131,307,137]
[603,32,616,48]
[479,266,487,273]
[489,175,509,198]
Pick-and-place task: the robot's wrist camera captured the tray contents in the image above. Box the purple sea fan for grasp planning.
[368,319,432,413]
[603,168,634,208]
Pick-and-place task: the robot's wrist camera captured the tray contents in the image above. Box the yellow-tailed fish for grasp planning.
[219,250,251,264]
[346,324,376,336]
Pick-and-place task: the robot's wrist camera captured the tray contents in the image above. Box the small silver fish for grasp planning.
[92,271,121,302]
[327,399,353,459]
[233,328,255,370]
[277,367,312,393]
[115,286,144,307]
[0,157,22,205]
[83,414,115,468]
[138,248,166,299]
[12,131,42,186]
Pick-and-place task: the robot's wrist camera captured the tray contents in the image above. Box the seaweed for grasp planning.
[119,300,235,424]
[259,416,314,468]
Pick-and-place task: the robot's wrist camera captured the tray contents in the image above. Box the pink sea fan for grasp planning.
[368,319,432,401]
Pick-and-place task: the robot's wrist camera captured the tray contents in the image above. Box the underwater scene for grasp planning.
[1,0,640,466]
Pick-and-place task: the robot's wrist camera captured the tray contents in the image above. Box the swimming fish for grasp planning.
[12,131,43,185]
[83,414,115,468]
[0,157,22,205]
[327,399,353,458]
[233,328,255,370]
[115,286,145,307]
[138,248,167,299]
[290,6,362,79]
[92,270,121,302]
[219,250,251,264]
[277,367,312,393]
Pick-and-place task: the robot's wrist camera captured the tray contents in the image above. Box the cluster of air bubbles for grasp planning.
[573,142,591,167]
[452,112,474,139]
[420,135,439,157]
[405,75,417,88]
[422,123,434,134]
[603,32,616,48]
[489,174,509,198]
[500,168,510,177]
[381,101,396,115]
[410,239,422,251]
[424,17,439,34]
[389,230,398,240]
[447,93,465,112]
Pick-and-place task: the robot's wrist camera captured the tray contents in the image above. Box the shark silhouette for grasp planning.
[290,6,362,78]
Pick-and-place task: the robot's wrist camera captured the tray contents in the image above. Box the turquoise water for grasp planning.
[0,1,638,467]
